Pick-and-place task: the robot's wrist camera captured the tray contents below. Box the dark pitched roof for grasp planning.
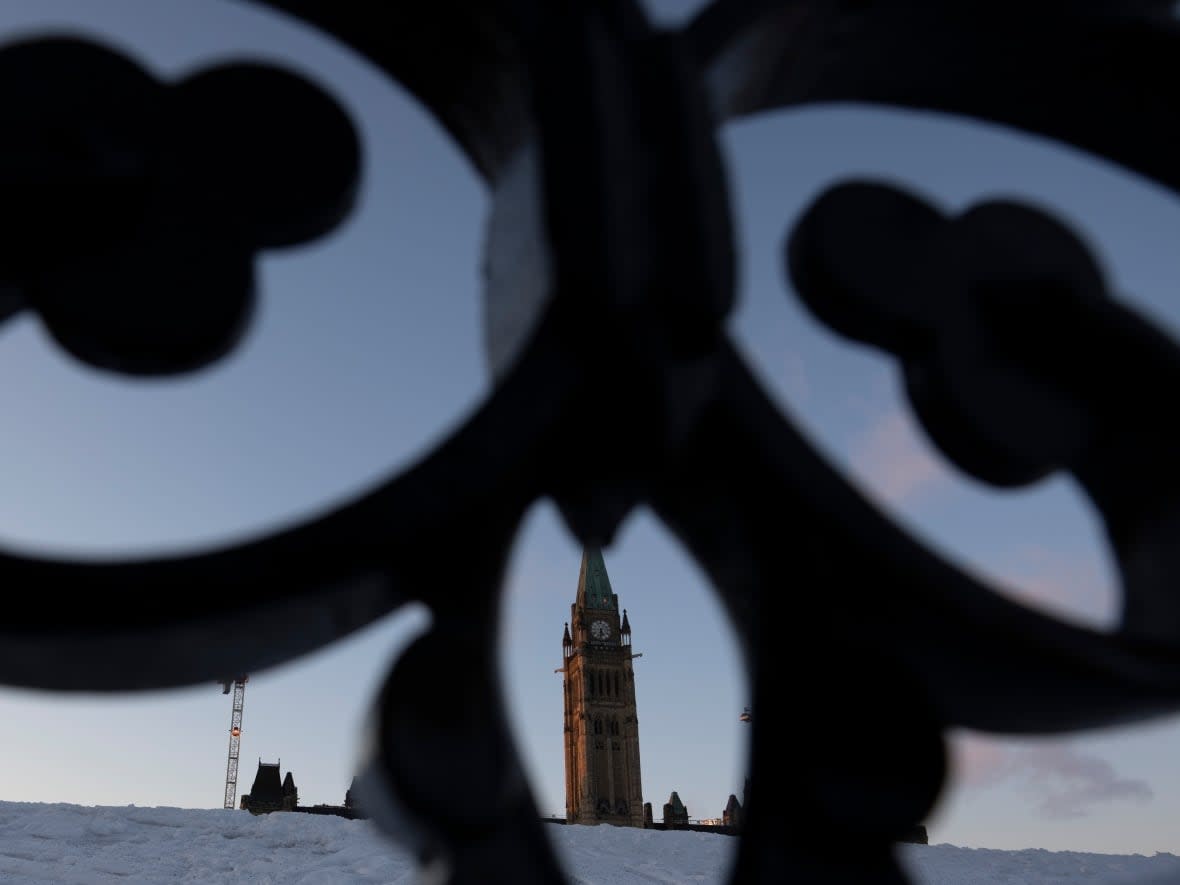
[247,761,284,803]
[575,547,618,612]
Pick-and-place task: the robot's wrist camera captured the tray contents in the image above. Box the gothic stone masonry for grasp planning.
[561,548,644,827]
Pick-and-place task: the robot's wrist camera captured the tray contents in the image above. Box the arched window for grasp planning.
[594,717,603,735]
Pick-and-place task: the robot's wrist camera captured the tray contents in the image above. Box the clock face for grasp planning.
[590,619,611,641]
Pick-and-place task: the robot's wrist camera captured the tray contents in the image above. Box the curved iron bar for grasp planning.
[0,1,1179,882]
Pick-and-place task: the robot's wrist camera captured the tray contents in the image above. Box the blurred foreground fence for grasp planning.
[3,2,1180,883]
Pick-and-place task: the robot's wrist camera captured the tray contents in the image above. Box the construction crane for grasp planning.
[220,676,248,809]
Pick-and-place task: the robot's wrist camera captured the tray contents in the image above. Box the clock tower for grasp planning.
[561,547,645,827]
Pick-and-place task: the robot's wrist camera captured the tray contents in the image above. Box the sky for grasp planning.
[3,0,1180,868]
[4,802,1180,885]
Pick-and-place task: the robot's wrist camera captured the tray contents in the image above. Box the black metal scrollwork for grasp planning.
[0,37,360,376]
[3,2,1180,883]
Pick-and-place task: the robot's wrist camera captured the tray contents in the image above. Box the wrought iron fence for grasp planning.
[2,2,1180,882]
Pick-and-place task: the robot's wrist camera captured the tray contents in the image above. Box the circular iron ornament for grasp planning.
[1,2,1180,883]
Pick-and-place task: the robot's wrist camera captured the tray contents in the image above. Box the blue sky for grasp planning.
[2,0,1180,862]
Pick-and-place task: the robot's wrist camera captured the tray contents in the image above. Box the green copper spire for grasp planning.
[576,547,618,612]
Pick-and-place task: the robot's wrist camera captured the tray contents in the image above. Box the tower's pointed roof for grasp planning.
[248,761,283,803]
[576,547,618,611]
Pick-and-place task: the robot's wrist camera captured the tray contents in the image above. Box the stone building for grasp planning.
[240,760,297,814]
[662,791,689,829]
[557,549,923,841]
[722,793,743,829]
[561,548,645,827]
[239,762,364,819]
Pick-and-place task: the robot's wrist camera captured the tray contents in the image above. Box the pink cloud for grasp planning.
[975,546,1117,631]
[848,409,950,506]
[1021,745,1153,819]
[952,733,1016,788]
[950,733,1152,819]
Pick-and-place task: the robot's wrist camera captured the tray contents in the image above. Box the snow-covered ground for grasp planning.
[2,801,1180,884]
